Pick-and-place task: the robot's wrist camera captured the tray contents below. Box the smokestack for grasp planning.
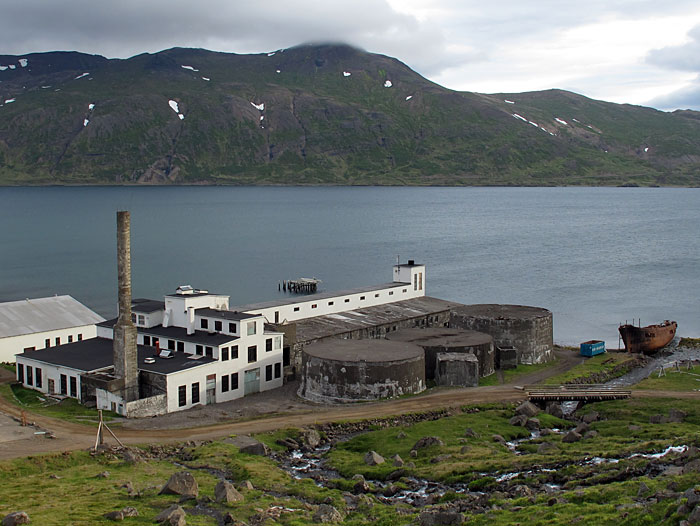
[113,211,139,403]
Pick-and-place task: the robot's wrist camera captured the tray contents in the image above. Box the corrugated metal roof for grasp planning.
[0,295,105,339]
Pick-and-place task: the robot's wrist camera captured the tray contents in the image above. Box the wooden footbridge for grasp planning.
[525,384,631,402]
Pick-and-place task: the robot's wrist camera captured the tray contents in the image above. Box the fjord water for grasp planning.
[1,186,698,348]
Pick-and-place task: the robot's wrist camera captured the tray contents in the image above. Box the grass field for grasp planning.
[636,365,700,392]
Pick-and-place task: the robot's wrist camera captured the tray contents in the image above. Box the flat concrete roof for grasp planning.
[438,352,478,362]
[386,327,493,347]
[304,338,423,362]
[292,296,462,344]
[451,304,551,320]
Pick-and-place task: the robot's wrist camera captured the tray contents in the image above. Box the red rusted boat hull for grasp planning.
[619,321,677,354]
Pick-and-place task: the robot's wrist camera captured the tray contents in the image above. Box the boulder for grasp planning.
[509,415,528,427]
[686,488,700,508]
[302,429,322,449]
[104,507,138,521]
[583,430,599,440]
[430,454,452,464]
[464,428,479,438]
[669,409,687,423]
[413,437,444,450]
[684,460,700,474]
[638,482,650,497]
[650,414,667,424]
[382,484,399,497]
[276,438,300,450]
[215,480,244,503]
[155,505,186,526]
[546,403,564,419]
[492,434,506,444]
[582,411,599,424]
[525,418,541,431]
[239,480,255,491]
[160,472,199,498]
[96,471,110,478]
[397,431,407,439]
[689,505,700,525]
[515,401,539,418]
[460,445,470,454]
[418,511,463,526]
[392,454,404,467]
[239,441,270,456]
[364,451,385,466]
[537,442,558,454]
[409,449,418,458]
[312,504,343,523]
[386,469,407,481]
[2,512,30,526]
[562,430,582,443]
[574,422,589,434]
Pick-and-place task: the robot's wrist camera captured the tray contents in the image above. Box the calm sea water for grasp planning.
[1,186,698,348]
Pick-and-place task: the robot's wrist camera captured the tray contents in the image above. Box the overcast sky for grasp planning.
[2,0,700,111]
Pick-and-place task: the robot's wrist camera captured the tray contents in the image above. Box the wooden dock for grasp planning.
[525,384,631,402]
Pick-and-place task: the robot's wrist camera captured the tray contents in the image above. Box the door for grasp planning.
[206,374,216,404]
[244,368,260,395]
[48,379,55,394]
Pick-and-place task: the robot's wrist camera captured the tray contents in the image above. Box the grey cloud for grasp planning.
[646,75,700,111]
[646,25,700,71]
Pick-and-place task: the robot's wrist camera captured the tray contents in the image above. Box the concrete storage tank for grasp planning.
[386,327,495,379]
[298,339,425,403]
[449,304,553,365]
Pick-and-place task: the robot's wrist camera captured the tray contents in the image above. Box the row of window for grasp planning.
[141,334,279,362]
[22,333,84,353]
[199,318,257,336]
[17,363,77,397]
[292,289,408,312]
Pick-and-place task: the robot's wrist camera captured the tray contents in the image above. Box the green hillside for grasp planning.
[1,44,699,186]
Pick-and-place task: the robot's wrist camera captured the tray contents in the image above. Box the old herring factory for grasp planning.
[14,212,554,417]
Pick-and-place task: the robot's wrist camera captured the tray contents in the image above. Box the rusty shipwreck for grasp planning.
[618,320,677,354]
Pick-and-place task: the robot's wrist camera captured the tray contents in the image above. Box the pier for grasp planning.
[280,278,321,294]
[525,384,631,402]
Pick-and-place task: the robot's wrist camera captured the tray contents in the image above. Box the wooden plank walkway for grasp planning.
[525,384,631,402]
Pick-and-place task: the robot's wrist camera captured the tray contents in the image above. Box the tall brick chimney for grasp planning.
[113,211,139,402]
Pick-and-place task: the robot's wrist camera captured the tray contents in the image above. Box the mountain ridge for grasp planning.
[1,44,699,186]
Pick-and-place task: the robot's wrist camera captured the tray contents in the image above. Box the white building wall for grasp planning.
[164,294,229,328]
[1,324,98,363]
[96,388,126,415]
[15,356,84,400]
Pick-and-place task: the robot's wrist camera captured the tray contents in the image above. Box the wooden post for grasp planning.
[20,410,27,427]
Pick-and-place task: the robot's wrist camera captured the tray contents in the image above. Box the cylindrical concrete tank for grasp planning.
[449,304,554,365]
[298,339,425,403]
[386,328,495,379]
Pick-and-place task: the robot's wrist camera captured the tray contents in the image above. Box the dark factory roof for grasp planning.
[386,327,493,347]
[304,338,423,362]
[293,296,463,343]
[451,304,551,320]
[131,299,165,313]
[196,308,258,321]
[15,337,216,375]
[97,319,238,346]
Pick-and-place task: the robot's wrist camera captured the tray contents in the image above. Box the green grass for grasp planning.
[635,365,700,391]
[0,384,120,424]
[1,363,15,373]
[479,360,557,386]
[679,337,700,348]
[544,352,634,385]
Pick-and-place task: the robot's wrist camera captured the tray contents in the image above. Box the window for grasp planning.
[152,337,159,348]
[23,346,35,352]
[55,337,60,346]
[231,345,239,359]
[389,291,394,296]
[178,385,186,407]
[45,338,50,348]
[419,272,423,291]
[293,307,300,312]
[266,338,272,352]
[17,363,23,383]
[231,373,239,390]
[78,334,83,341]
[414,274,418,291]
[360,296,365,301]
[143,335,151,346]
[221,347,229,361]
[228,322,236,333]
[344,298,350,303]
[328,301,334,306]
[274,311,279,323]
[68,335,73,343]
[60,374,67,395]
[205,346,213,358]
[177,341,184,352]
[168,339,175,350]
[35,368,42,388]
[222,375,229,392]
[274,362,281,379]
[138,315,145,325]
[69,376,77,398]
[196,345,203,355]
[311,304,317,309]
[283,347,290,367]
[248,345,257,363]
[215,320,222,331]
[26,366,33,385]
[247,321,256,336]
[403,288,407,293]
[191,383,200,404]
[375,293,380,298]
[201,318,209,329]
[131,313,136,323]
[266,364,273,381]
[274,337,281,350]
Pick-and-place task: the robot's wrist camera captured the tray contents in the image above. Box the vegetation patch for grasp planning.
[544,352,642,385]
[635,365,700,391]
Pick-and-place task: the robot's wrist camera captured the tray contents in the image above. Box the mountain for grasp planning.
[1,44,699,186]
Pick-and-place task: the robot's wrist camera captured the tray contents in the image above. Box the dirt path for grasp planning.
[0,348,697,461]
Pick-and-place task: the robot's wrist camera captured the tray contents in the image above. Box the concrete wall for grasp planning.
[298,353,425,403]
[450,306,554,365]
[125,394,167,418]
[435,353,479,387]
[420,341,494,380]
[1,325,97,363]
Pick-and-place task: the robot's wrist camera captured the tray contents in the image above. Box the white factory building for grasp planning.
[14,261,426,417]
[0,295,104,363]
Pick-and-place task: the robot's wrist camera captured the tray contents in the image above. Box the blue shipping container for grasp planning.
[580,340,606,356]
